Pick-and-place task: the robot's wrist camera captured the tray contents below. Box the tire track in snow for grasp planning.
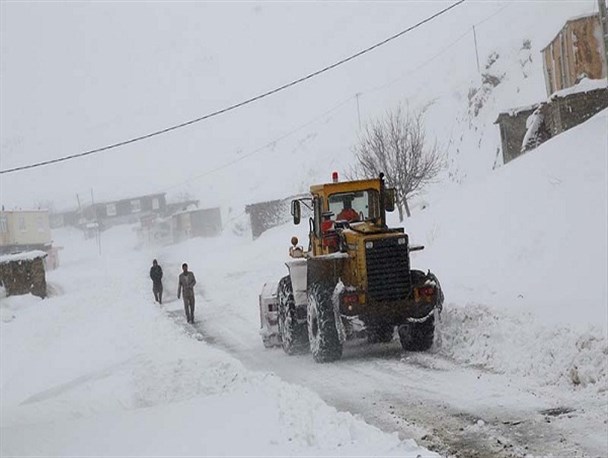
[163,307,602,457]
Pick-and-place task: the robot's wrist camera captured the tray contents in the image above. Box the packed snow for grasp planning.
[0,227,436,457]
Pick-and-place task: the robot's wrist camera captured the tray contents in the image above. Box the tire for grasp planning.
[278,276,309,355]
[367,323,395,343]
[307,282,343,362]
[398,316,435,351]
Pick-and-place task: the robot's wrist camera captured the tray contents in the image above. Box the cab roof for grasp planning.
[309,177,381,196]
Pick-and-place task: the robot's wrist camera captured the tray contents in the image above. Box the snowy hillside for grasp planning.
[406,108,608,388]
[0,1,599,209]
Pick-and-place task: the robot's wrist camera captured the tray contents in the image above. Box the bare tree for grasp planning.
[351,106,443,221]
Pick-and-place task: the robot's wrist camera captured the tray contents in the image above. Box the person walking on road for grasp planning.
[149,259,163,304]
[177,263,197,324]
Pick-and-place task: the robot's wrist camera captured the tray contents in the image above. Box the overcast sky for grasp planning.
[0,1,593,211]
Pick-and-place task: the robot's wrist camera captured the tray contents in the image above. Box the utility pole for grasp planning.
[90,188,102,255]
[473,25,481,74]
[355,93,362,130]
[599,0,608,77]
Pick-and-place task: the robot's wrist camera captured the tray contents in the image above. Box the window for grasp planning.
[106,203,117,216]
[19,217,26,232]
[131,200,141,213]
[37,217,45,233]
[152,198,160,210]
[0,216,7,233]
[328,190,379,222]
[312,197,322,238]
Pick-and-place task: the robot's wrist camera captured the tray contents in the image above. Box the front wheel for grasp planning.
[307,282,343,362]
[398,316,435,352]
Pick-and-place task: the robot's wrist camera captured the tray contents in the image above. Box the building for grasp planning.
[171,207,222,243]
[85,193,167,228]
[542,13,607,96]
[0,210,52,255]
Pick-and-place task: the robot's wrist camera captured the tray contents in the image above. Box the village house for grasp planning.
[84,193,167,228]
[171,207,222,243]
[0,209,59,270]
[495,11,608,164]
[541,13,607,96]
[0,210,52,254]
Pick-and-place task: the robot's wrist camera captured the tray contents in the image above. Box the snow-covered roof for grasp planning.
[0,250,48,265]
[495,102,541,122]
[550,78,607,99]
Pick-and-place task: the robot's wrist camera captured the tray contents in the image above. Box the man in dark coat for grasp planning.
[177,263,197,324]
[149,259,163,304]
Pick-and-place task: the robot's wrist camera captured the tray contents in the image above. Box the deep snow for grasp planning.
[0,226,436,457]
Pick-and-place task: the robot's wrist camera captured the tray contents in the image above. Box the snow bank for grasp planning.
[0,226,435,457]
[438,304,607,389]
[405,109,608,390]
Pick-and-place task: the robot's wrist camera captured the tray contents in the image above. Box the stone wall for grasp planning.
[545,87,608,135]
[246,199,292,239]
[0,256,47,298]
[494,106,539,164]
[497,86,607,164]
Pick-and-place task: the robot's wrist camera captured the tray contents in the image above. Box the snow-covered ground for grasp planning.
[0,225,435,457]
[4,111,605,457]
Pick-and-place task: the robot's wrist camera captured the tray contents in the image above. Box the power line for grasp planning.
[0,0,465,175]
[162,95,355,192]
[362,2,511,97]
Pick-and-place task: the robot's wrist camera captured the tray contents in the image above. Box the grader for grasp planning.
[259,172,443,362]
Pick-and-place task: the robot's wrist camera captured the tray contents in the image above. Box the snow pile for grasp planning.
[406,109,607,391]
[437,304,607,389]
[0,227,435,457]
[0,250,47,264]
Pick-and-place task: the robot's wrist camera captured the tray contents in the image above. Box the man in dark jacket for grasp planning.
[149,259,163,304]
[177,263,197,323]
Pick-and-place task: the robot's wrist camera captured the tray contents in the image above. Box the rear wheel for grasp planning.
[398,316,435,351]
[278,276,309,355]
[307,282,343,362]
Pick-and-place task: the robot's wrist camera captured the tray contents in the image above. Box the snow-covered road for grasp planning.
[157,224,607,458]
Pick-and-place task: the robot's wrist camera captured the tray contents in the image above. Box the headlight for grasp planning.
[365,241,374,249]
[398,238,406,245]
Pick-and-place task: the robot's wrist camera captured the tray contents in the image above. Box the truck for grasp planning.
[259,172,444,362]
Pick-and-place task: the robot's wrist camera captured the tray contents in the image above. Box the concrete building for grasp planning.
[0,210,52,255]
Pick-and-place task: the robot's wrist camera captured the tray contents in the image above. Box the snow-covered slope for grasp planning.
[406,108,608,388]
[0,1,597,209]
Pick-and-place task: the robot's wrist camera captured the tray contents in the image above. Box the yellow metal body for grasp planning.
[304,177,433,323]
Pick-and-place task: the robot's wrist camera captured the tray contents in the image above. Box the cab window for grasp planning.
[328,190,379,221]
[313,196,322,237]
